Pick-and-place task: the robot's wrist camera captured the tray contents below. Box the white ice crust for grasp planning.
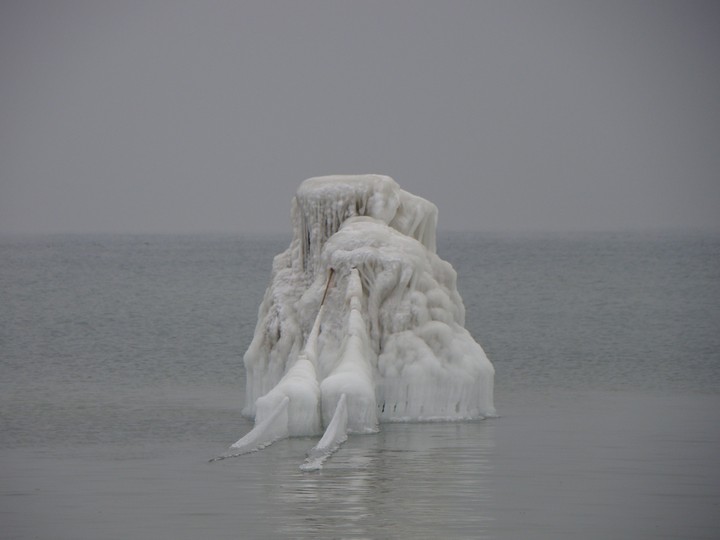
[226,175,495,461]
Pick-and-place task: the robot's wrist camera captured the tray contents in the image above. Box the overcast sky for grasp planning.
[1,0,718,234]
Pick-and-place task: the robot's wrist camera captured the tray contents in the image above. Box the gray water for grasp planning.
[1,232,719,539]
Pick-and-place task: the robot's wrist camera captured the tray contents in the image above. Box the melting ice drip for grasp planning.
[215,175,495,469]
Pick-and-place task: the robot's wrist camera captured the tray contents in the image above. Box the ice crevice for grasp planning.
[218,175,495,469]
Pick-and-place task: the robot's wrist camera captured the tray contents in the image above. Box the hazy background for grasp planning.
[1,0,718,234]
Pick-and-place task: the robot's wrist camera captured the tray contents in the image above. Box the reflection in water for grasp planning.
[269,421,496,539]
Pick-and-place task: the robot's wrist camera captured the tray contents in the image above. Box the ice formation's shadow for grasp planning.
[214,175,496,469]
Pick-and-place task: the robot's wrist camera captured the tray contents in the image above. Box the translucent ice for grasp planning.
[300,393,349,471]
[223,174,495,465]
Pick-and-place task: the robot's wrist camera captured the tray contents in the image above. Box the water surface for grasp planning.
[2,232,719,538]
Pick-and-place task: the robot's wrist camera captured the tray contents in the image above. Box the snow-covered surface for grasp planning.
[228,174,495,467]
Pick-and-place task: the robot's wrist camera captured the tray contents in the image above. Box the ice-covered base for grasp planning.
[218,175,495,468]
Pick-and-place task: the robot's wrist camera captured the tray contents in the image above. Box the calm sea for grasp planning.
[1,232,719,539]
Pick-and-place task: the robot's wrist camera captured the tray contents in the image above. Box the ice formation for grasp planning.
[219,175,495,467]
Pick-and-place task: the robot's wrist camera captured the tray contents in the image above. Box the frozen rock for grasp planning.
[225,174,495,463]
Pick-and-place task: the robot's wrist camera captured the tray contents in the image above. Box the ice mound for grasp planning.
[220,175,495,465]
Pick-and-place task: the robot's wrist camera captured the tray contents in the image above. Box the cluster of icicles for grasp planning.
[213,175,495,470]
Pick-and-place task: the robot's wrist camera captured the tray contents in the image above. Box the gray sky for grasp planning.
[1,0,719,234]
